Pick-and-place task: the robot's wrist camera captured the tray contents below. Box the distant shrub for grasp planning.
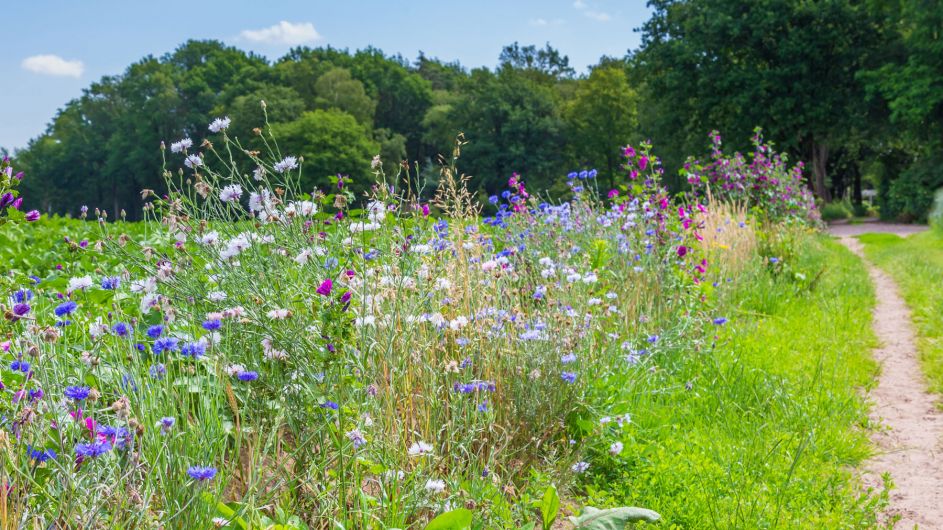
[683,128,819,225]
[820,201,852,222]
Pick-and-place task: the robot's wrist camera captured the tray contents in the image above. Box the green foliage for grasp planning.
[424,508,473,530]
[859,230,943,394]
[820,201,853,222]
[539,485,560,530]
[272,109,380,194]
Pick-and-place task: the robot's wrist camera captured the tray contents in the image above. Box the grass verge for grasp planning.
[583,234,884,528]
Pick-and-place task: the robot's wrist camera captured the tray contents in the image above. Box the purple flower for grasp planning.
[320,400,339,410]
[64,386,91,401]
[713,317,728,325]
[112,322,130,336]
[561,372,577,384]
[187,465,217,481]
[11,302,30,319]
[316,279,333,296]
[25,210,40,222]
[75,441,112,458]
[100,276,120,290]
[202,319,221,331]
[146,325,164,338]
[12,289,32,303]
[237,371,259,382]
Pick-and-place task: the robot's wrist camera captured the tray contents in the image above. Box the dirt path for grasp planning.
[831,224,943,528]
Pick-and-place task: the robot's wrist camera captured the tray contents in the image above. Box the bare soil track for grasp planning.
[831,223,943,529]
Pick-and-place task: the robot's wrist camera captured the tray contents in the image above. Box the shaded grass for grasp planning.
[859,230,943,395]
[585,235,883,528]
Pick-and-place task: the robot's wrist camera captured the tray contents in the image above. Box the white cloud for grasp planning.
[21,54,84,78]
[529,17,565,27]
[573,0,611,22]
[239,21,321,46]
[585,10,611,21]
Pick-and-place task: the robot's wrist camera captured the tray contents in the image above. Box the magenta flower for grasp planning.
[25,210,40,222]
[316,279,333,296]
[677,246,688,258]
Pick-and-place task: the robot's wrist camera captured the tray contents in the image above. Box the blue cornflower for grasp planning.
[180,341,207,358]
[320,401,339,410]
[769,257,779,264]
[237,371,259,382]
[26,445,56,463]
[55,320,72,327]
[187,465,217,481]
[567,172,578,180]
[74,441,112,458]
[152,337,179,354]
[713,317,728,325]
[112,322,130,337]
[561,372,577,384]
[149,363,166,379]
[54,301,77,317]
[100,276,120,290]
[324,257,339,269]
[10,360,30,373]
[364,249,379,260]
[647,335,660,343]
[202,319,222,331]
[12,289,32,303]
[146,325,164,338]
[64,386,91,401]
[488,195,499,204]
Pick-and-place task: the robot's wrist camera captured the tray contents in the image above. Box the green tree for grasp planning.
[272,109,380,195]
[565,66,638,189]
[637,0,884,199]
[314,67,376,125]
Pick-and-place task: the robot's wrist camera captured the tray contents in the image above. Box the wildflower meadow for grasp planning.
[0,103,899,530]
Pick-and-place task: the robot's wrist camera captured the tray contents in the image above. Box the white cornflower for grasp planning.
[184,154,203,168]
[198,231,219,245]
[130,277,157,294]
[219,184,243,203]
[609,442,624,455]
[225,364,247,377]
[252,166,265,181]
[274,156,298,173]
[170,138,193,153]
[207,291,228,302]
[408,441,434,456]
[371,154,382,169]
[267,308,291,320]
[366,201,386,222]
[208,116,231,133]
[571,461,590,473]
[68,276,94,292]
[424,479,446,493]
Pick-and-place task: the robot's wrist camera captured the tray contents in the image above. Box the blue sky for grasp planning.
[1,0,651,152]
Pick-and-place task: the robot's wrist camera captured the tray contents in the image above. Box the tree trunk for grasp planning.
[852,165,863,207]
[811,141,830,202]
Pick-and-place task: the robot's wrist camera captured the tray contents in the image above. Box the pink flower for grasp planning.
[677,246,688,258]
[421,204,430,217]
[316,279,333,296]
[607,189,620,199]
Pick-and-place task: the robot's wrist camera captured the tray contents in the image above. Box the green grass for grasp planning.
[859,230,943,396]
[585,234,884,528]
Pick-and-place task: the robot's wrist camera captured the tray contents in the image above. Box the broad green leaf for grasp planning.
[568,506,661,529]
[540,485,560,530]
[425,508,473,530]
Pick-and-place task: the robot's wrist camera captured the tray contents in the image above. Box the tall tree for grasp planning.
[637,0,883,199]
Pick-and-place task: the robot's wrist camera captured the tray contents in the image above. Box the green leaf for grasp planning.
[567,506,661,529]
[424,508,473,530]
[540,485,560,530]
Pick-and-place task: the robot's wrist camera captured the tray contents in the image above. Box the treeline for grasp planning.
[12,0,943,221]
